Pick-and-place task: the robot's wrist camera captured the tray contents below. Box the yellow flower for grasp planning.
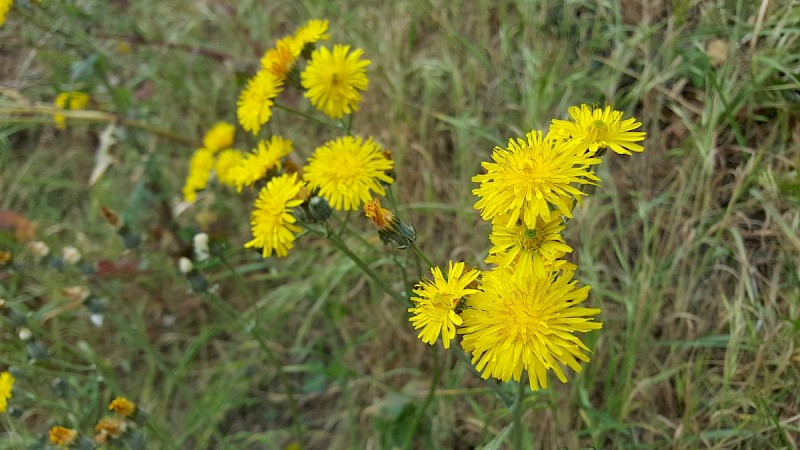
[459,269,602,391]
[486,215,572,278]
[214,149,244,187]
[301,45,370,119]
[409,261,480,349]
[244,173,305,258]
[237,70,283,135]
[49,426,77,448]
[550,104,646,155]
[261,36,302,80]
[0,371,13,412]
[293,19,329,50]
[202,122,235,153]
[53,91,90,129]
[0,0,13,28]
[231,136,293,192]
[303,136,393,211]
[109,396,136,417]
[182,148,215,202]
[472,130,601,229]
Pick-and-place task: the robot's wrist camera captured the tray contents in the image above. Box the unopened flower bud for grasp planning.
[308,196,332,222]
[364,198,416,249]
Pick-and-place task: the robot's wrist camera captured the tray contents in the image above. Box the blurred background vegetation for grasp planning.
[1,0,799,448]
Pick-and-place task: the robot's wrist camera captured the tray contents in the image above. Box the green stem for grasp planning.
[305,224,407,305]
[336,210,352,239]
[274,102,338,130]
[218,257,305,443]
[411,243,435,269]
[402,344,441,449]
[511,380,528,449]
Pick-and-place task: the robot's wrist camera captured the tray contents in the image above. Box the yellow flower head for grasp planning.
[202,122,235,153]
[261,36,302,80]
[182,148,215,202]
[486,215,573,278]
[244,173,305,258]
[301,45,370,119]
[231,136,293,192]
[409,261,481,349]
[214,149,244,187]
[472,130,601,228]
[54,91,90,129]
[0,0,13,28]
[237,70,283,135]
[293,19,330,50]
[49,426,78,448]
[109,396,136,417]
[0,371,13,412]
[459,269,602,391]
[303,136,393,211]
[550,104,646,155]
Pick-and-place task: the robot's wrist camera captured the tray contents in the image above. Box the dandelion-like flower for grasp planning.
[237,70,283,135]
[294,19,329,50]
[550,104,646,155]
[261,36,302,80]
[0,371,13,412]
[472,130,601,228]
[487,215,572,278]
[301,45,370,119]
[202,122,235,153]
[231,136,293,192]
[182,148,215,202]
[409,261,480,349]
[459,269,602,390]
[244,173,305,258]
[109,397,136,417]
[54,91,90,129]
[214,149,243,187]
[304,136,393,211]
[0,0,13,28]
[49,426,77,448]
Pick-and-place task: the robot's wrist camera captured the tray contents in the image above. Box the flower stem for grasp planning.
[274,102,339,130]
[511,380,528,449]
[410,242,435,269]
[304,224,407,305]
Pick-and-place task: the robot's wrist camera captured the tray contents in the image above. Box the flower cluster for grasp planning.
[47,396,139,447]
[236,19,371,135]
[181,19,389,260]
[409,104,645,390]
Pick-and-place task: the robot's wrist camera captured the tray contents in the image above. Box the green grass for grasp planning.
[1,0,799,448]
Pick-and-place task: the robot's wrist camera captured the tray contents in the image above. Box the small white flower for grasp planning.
[90,314,104,327]
[178,257,194,274]
[62,246,82,265]
[18,327,32,341]
[193,233,210,262]
[28,241,50,258]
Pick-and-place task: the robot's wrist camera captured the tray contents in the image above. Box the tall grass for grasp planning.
[1,0,798,448]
